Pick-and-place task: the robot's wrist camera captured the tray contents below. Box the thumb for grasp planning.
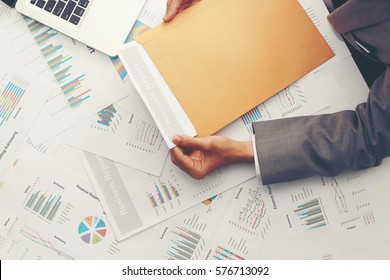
[163,0,184,22]
[172,135,209,150]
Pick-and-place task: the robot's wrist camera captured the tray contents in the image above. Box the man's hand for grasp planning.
[163,0,201,22]
[170,135,254,179]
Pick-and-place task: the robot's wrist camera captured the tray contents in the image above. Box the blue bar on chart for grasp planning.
[97,105,117,127]
[0,77,27,126]
[110,20,151,81]
[23,16,91,108]
[213,246,245,260]
[147,180,180,209]
[294,198,326,230]
[165,226,202,260]
[25,190,62,222]
[241,106,263,126]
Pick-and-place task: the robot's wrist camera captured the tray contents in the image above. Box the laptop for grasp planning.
[1,0,146,56]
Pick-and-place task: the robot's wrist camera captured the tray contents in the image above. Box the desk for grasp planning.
[0,0,389,260]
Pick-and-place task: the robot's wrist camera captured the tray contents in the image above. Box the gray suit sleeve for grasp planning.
[253,66,390,185]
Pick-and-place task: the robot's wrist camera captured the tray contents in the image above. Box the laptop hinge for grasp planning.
[1,0,17,8]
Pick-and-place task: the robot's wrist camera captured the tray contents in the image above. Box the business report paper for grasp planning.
[0,3,130,144]
[59,93,169,176]
[79,120,256,241]
[0,150,157,260]
[0,54,53,176]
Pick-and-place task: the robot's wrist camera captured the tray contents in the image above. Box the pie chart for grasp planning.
[78,216,107,244]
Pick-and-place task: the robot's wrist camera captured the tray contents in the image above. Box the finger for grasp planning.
[163,0,184,22]
[172,135,210,151]
[170,146,197,172]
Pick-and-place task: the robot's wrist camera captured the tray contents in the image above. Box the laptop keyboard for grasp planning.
[30,0,90,26]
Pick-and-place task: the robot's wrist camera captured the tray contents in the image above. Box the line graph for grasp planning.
[20,225,74,260]
[330,177,348,215]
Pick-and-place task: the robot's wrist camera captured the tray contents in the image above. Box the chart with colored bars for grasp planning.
[93,104,122,134]
[146,173,181,214]
[213,246,245,260]
[240,104,270,133]
[294,198,327,231]
[240,82,307,133]
[24,17,91,108]
[0,74,28,127]
[78,216,107,245]
[165,226,204,260]
[24,189,62,222]
[126,112,164,154]
[111,20,151,81]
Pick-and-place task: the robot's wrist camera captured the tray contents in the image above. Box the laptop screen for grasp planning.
[1,0,17,8]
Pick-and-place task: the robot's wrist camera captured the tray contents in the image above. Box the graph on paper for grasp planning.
[20,225,74,260]
[22,177,75,225]
[165,226,204,260]
[240,78,328,134]
[0,74,28,127]
[78,216,107,245]
[24,17,91,109]
[111,20,151,81]
[126,112,164,154]
[91,105,122,134]
[226,186,271,238]
[325,172,376,228]
[25,190,62,222]
[240,104,271,133]
[293,198,327,231]
[145,170,182,216]
[185,170,224,198]
[274,83,307,117]
[213,245,245,260]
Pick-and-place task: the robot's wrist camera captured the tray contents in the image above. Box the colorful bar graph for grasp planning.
[294,198,326,230]
[0,78,27,127]
[97,105,118,127]
[110,56,128,81]
[241,106,263,126]
[23,17,91,108]
[25,190,62,222]
[110,20,151,81]
[166,227,202,260]
[213,246,245,260]
[148,193,158,208]
[147,179,180,209]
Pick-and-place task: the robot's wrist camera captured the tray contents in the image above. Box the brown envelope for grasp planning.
[136,0,334,137]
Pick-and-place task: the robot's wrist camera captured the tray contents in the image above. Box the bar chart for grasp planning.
[213,245,245,260]
[145,170,182,215]
[110,20,151,81]
[165,226,204,260]
[0,74,28,127]
[25,189,62,222]
[293,198,327,231]
[24,17,92,109]
[93,105,122,134]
